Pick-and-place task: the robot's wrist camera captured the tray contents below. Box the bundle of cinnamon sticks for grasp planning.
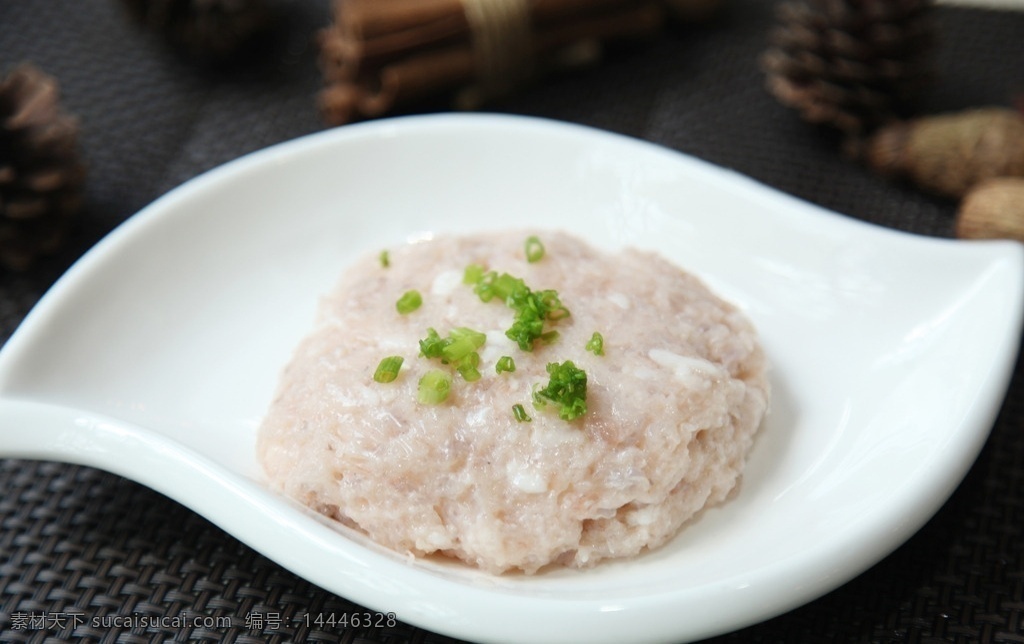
[317,0,679,125]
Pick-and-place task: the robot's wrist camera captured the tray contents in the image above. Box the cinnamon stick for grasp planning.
[535,2,664,53]
[340,0,658,39]
[322,0,667,83]
[321,2,664,125]
[328,0,660,75]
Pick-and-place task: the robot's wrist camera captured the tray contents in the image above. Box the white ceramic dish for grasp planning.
[1,114,1021,644]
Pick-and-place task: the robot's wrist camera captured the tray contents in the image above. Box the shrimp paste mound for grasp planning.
[257,230,770,574]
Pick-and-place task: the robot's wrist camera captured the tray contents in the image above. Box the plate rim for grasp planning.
[3,113,1022,644]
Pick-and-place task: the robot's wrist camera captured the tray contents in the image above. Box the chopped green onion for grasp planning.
[586,332,605,356]
[379,250,390,267]
[534,290,570,321]
[493,273,527,301]
[506,316,543,351]
[524,236,545,263]
[473,271,528,304]
[419,327,486,381]
[419,327,447,359]
[396,289,423,315]
[445,328,485,381]
[505,290,568,351]
[463,263,486,285]
[495,356,516,374]
[533,360,588,421]
[441,327,487,362]
[512,403,532,422]
[418,369,452,405]
[467,267,570,351]
[455,351,482,382]
[372,356,404,383]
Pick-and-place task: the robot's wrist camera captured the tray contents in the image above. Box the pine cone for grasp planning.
[0,65,86,271]
[761,0,934,137]
[119,0,277,64]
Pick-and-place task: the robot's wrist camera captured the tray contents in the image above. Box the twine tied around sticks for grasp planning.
[459,0,534,107]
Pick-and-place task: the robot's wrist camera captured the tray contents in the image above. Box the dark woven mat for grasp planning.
[2,1,1023,642]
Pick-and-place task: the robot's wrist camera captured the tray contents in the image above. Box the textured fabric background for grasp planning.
[1,1,1023,642]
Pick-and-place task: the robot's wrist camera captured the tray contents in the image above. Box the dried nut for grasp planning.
[956,177,1024,242]
[865,107,1024,199]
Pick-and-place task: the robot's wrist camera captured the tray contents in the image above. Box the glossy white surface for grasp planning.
[0,114,1021,644]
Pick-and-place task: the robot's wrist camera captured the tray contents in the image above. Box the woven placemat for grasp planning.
[2,1,1023,642]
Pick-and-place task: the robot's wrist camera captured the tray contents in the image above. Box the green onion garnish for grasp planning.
[465,268,570,351]
[379,250,390,267]
[525,236,545,263]
[419,327,486,381]
[442,327,487,362]
[373,356,403,383]
[463,263,486,285]
[419,327,446,359]
[470,270,526,303]
[586,332,604,356]
[495,356,516,374]
[456,351,482,382]
[512,403,532,422]
[396,289,422,315]
[418,369,452,405]
[532,360,588,421]
[505,287,569,351]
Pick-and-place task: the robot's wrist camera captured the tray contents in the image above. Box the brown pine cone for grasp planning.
[0,65,86,271]
[119,0,277,64]
[761,0,934,137]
